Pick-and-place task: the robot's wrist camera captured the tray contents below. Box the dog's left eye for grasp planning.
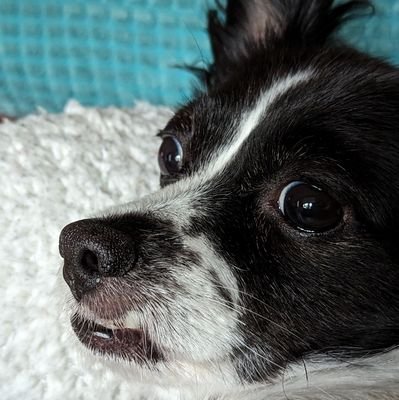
[278,181,343,232]
[158,135,184,176]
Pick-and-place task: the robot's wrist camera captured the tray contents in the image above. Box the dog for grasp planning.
[59,0,399,398]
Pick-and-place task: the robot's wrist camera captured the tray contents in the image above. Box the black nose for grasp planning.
[59,219,136,301]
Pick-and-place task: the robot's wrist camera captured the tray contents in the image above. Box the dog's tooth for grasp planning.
[93,330,113,340]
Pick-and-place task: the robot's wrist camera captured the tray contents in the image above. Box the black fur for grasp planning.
[169,50,399,379]
[61,0,399,388]
[165,0,399,382]
[207,0,371,86]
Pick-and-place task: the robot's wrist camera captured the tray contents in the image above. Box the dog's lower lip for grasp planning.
[71,314,163,363]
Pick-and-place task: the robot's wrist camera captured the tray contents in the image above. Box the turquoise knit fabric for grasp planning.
[0,0,398,116]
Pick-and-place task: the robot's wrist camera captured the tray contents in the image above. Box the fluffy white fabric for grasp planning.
[2,101,399,400]
[0,101,175,400]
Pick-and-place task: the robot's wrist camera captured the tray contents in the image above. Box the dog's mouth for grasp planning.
[71,313,163,364]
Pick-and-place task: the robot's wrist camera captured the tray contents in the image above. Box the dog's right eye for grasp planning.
[278,181,343,233]
[158,135,184,176]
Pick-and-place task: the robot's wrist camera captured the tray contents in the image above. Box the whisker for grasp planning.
[211,282,307,345]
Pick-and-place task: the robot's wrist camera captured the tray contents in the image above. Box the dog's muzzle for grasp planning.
[59,219,137,301]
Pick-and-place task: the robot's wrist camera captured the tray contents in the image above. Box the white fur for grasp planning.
[216,351,399,399]
[104,72,312,230]
[68,234,242,390]
[203,71,312,178]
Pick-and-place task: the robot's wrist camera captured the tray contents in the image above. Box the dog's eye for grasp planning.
[158,135,183,176]
[278,181,343,232]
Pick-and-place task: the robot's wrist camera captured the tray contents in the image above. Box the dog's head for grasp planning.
[59,0,399,388]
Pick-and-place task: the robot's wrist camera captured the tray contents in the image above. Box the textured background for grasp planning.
[0,102,176,400]
[0,0,398,116]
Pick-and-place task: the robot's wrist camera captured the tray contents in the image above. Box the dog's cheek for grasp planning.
[142,234,242,362]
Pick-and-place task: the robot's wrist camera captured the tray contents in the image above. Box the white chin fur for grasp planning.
[65,293,241,389]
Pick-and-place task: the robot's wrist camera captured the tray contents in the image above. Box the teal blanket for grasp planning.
[0,0,397,116]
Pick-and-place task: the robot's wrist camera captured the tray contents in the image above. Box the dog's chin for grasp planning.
[68,306,240,389]
[71,313,163,365]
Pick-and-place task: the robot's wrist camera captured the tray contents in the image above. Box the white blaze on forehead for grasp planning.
[204,70,313,179]
[101,71,312,224]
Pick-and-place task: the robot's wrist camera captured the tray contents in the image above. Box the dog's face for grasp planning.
[59,0,399,388]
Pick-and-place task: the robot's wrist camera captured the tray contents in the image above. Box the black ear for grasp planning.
[206,0,371,87]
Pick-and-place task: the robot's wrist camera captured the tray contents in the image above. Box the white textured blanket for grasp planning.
[4,102,399,400]
[0,102,174,400]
